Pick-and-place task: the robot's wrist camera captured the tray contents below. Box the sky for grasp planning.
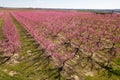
[0,0,120,9]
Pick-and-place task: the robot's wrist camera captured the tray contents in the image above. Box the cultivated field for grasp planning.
[0,9,120,80]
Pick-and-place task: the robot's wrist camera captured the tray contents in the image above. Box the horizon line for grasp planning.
[0,6,120,10]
